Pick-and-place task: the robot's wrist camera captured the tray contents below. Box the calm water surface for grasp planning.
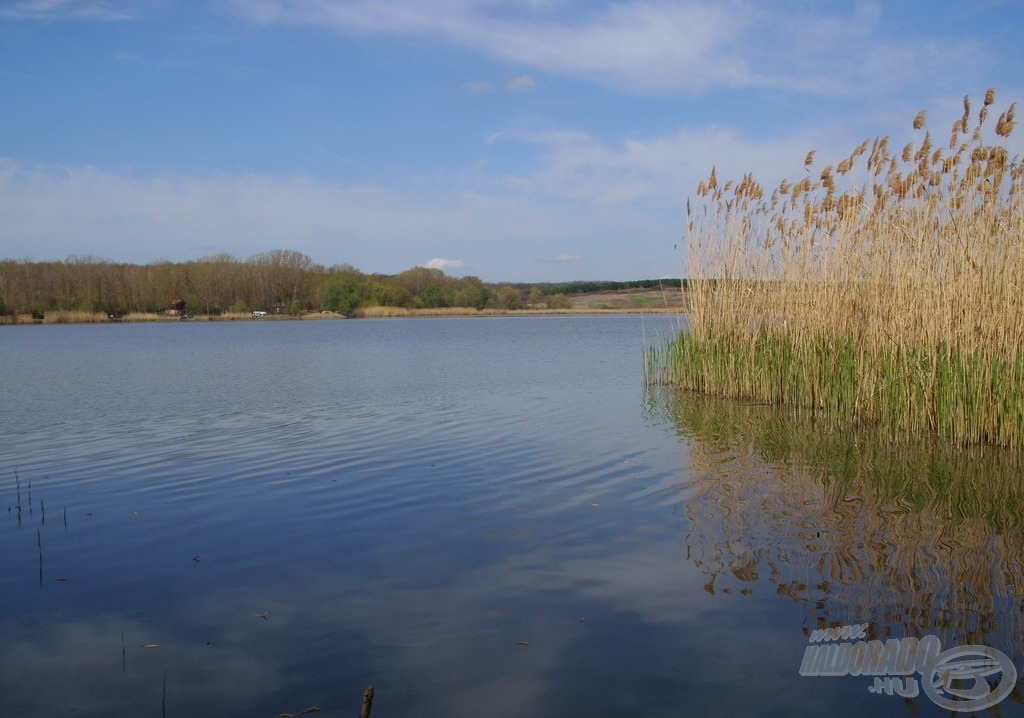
[1,316,1022,717]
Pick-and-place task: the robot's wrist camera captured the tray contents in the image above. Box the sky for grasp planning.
[1,0,1022,282]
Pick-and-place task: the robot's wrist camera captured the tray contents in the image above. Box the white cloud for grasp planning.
[505,74,536,92]
[423,257,465,271]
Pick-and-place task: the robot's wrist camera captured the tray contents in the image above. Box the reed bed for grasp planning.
[409,306,491,317]
[42,310,108,324]
[122,312,183,322]
[0,313,35,325]
[353,305,414,318]
[660,90,1024,447]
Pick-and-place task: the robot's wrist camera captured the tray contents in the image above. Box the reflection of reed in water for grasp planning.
[658,389,1024,665]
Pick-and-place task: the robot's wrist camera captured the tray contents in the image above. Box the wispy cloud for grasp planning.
[0,110,864,261]
[228,0,743,92]
[540,254,583,264]
[490,124,841,207]
[461,80,493,95]
[0,160,438,262]
[505,74,536,93]
[4,90,1014,278]
[0,155,679,278]
[0,0,136,20]
[225,0,980,96]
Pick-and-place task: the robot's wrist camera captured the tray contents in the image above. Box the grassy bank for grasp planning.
[657,90,1023,446]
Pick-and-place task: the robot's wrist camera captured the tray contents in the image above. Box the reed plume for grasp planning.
[660,89,1024,447]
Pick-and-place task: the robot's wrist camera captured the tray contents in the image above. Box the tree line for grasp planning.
[522,278,682,295]
[0,251,672,317]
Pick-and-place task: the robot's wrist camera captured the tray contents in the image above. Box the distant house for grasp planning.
[165,299,186,317]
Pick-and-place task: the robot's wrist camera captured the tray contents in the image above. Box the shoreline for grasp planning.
[1,305,684,326]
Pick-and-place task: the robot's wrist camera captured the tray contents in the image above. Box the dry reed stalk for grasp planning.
[663,90,1024,447]
[42,310,108,324]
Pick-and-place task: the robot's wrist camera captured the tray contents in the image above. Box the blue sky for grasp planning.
[1,0,1022,281]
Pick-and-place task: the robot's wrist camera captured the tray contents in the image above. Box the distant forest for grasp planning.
[0,251,681,316]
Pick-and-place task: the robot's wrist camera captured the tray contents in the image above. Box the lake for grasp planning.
[1,316,1022,717]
